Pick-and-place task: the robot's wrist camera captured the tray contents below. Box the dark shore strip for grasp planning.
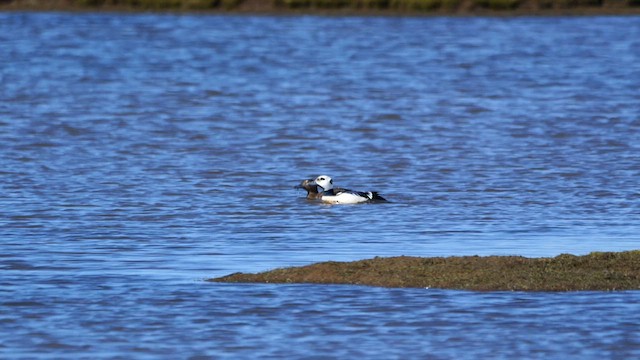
[210,250,640,291]
[2,0,640,15]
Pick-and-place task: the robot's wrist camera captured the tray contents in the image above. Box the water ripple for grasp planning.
[1,12,639,359]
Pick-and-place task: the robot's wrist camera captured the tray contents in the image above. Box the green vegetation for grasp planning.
[70,0,228,10]
[3,0,640,13]
[474,0,519,10]
[210,250,640,291]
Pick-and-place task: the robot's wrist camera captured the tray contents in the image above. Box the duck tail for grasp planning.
[369,192,388,202]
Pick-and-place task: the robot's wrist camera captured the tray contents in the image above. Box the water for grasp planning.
[1,12,640,358]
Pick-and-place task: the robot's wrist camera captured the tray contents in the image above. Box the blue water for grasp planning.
[1,12,640,358]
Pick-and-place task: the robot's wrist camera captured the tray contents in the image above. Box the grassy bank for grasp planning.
[2,0,640,14]
[210,250,640,291]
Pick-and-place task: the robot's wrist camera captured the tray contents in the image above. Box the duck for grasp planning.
[309,175,388,204]
[295,178,322,200]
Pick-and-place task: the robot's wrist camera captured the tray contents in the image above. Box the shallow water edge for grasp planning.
[211,250,640,291]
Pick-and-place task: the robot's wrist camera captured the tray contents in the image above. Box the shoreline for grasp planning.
[210,250,640,291]
[2,0,640,16]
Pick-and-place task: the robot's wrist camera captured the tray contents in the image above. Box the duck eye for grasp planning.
[319,177,324,181]
[330,179,333,184]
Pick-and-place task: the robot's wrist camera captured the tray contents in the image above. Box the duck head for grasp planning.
[310,175,333,191]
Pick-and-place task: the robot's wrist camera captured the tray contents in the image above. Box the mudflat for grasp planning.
[210,250,640,291]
